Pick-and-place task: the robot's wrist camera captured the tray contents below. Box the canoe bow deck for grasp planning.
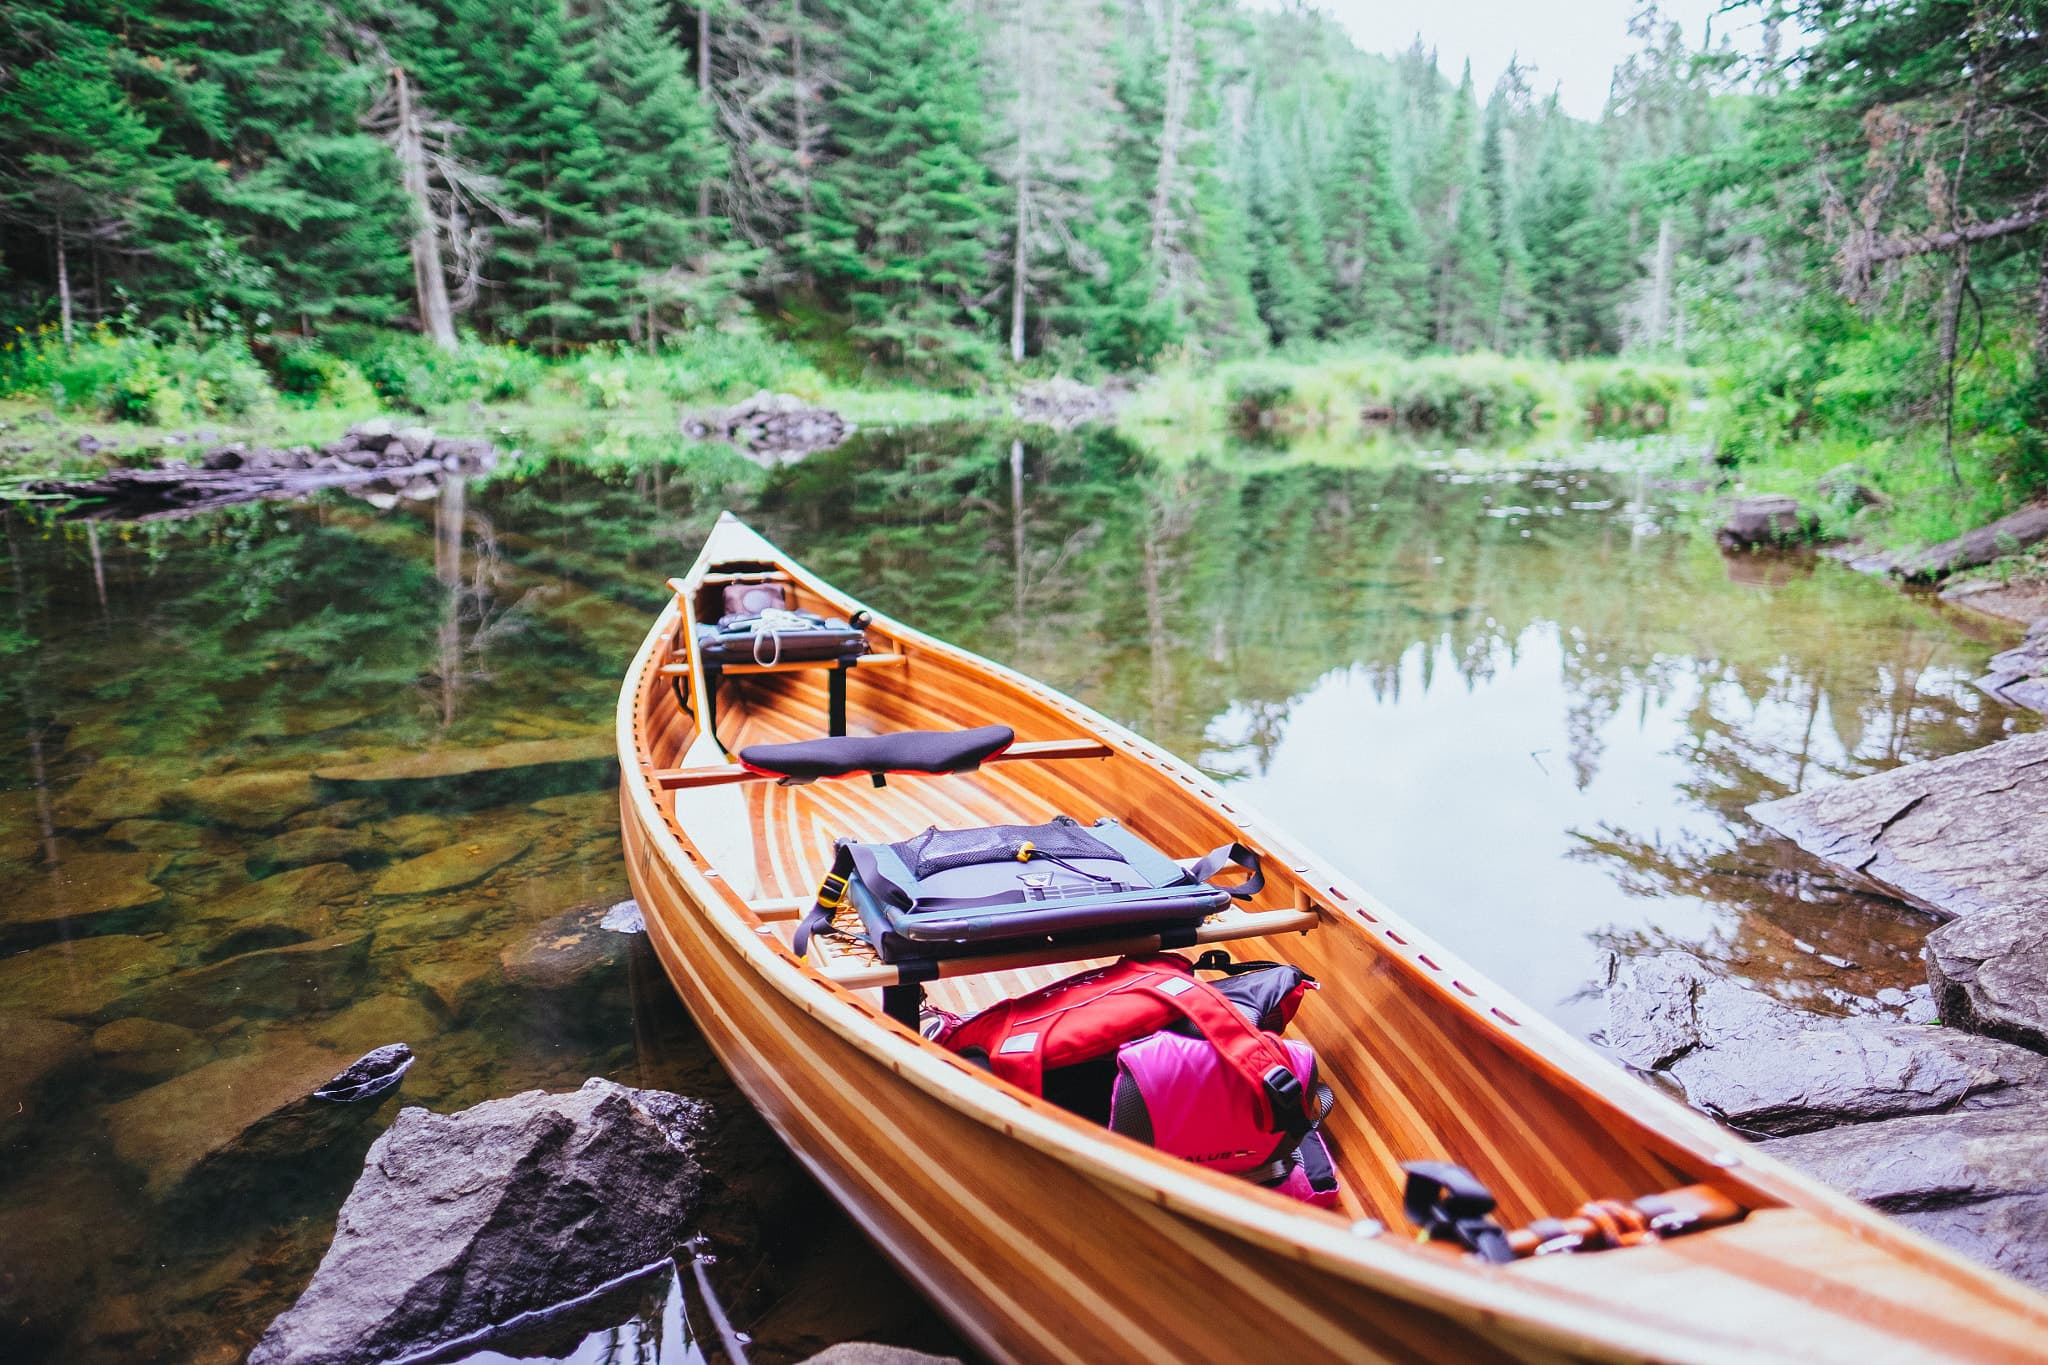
[618,514,2048,1364]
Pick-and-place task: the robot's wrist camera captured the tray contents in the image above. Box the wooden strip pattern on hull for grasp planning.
[618,514,2048,1363]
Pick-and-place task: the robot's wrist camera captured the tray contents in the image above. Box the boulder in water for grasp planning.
[249,1079,707,1365]
[1716,494,1814,549]
[1926,905,2048,1054]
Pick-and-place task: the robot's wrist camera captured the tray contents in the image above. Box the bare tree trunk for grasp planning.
[1646,213,1675,350]
[793,0,812,219]
[54,218,74,349]
[1010,183,1029,364]
[1936,107,1976,491]
[394,68,459,352]
[697,7,713,220]
[1010,438,1027,657]
[1147,0,1192,299]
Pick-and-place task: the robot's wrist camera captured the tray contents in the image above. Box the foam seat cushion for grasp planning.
[738,725,1014,780]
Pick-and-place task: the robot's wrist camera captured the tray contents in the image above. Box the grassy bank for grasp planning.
[0,325,988,480]
[1116,348,1705,464]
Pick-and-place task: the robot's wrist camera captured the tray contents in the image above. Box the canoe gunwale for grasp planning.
[616,514,2048,1360]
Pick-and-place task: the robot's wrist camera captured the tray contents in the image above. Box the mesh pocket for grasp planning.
[890,815,1124,879]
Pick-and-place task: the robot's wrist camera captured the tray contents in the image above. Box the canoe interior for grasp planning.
[649,565,1721,1233]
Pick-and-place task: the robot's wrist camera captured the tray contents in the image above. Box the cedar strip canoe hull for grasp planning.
[619,515,2048,1364]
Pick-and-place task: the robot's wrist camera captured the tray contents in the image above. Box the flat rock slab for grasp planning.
[1927,905,2048,1054]
[1603,951,2048,1135]
[4,851,167,942]
[251,1079,707,1365]
[1765,1098,2048,1290]
[371,836,527,897]
[1749,732,2048,921]
[316,735,617,809]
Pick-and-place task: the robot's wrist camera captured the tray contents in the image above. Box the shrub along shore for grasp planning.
[2,323,2039,569]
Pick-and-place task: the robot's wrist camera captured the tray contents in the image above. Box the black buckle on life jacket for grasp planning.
[1262,1065,1310,1140]
[1400,1161,1515,1264]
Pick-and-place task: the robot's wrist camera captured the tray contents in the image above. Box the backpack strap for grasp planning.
[1185,841,1265,900]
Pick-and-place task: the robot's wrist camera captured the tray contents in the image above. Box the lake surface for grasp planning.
[1,422,2035,1364]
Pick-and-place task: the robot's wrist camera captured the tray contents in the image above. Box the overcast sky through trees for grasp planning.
[1299,0,1763,117]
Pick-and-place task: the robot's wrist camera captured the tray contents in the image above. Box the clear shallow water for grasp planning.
[1,424,2034,1363]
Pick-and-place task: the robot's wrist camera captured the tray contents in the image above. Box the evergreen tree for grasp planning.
[802,0,1002,373]
[1322,86,1422,347]
[141,0,413,327]
[1424,65,1500,350]
[581,0,737,342]
[0,3,178,342]
[1480,68,1537,351]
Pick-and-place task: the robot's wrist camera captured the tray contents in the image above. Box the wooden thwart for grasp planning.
[804,904,1323,990]
[658,652,906,679]
[655,737,1113,790]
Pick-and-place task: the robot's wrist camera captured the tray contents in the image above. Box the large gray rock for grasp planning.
[1603,952,2048,1135]
[1926,905,2048,1054]
[1749,732,2048,921]
[1977,617,2048,715]
[1717,494,1813,548]
[1893,500,2048,580]
[801,1347,964,1365]
[1764,1099,2048,1289]
[250,1079,707,1365]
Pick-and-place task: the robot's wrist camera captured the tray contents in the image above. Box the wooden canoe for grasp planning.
[617,514,2048,1364]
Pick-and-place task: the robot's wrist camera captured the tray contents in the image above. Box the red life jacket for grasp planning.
[933,954,1317,1149]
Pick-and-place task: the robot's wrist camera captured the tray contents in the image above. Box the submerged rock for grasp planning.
[250,1079,708,1365]
[202,861,365,945]
[1926,905,2048,1054]
[52,756,178,828]
[1749,732,2048,921]
[105,1038,411,1195]
[91,1015,211,1079]
[501,901,636,993]
[247,826,384,877]
[5,850,166,942]
[1765,1099,2048,1290]
[0,1016,89,1119]
[0,934,177,1019]
[1717,494,1814,549]
[105,818,206,851]
[371,836,527,897]
[1603,951,2048,1135]
[174,769,322,829]
[120,931,372,1027]
[317,735,617,809]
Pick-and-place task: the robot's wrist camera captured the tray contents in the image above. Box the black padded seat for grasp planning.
[738,725,1014,783]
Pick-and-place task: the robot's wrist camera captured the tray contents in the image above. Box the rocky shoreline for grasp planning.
[1609,731,2048,1288]
[24,419,503,519]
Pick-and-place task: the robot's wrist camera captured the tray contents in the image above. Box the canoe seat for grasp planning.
[740,725,1014,784]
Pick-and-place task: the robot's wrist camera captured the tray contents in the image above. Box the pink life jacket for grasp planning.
[935,954,1321,1159]
[1109,1029,1331,1177]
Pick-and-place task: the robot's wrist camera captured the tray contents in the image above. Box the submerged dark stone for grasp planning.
[1602,951,2048,1135]
[250,1079,708,1365]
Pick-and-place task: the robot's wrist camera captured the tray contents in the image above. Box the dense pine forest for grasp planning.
[2,1,2046,524]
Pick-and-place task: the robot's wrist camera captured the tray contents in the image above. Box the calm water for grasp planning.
[1,423,2034,1364]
